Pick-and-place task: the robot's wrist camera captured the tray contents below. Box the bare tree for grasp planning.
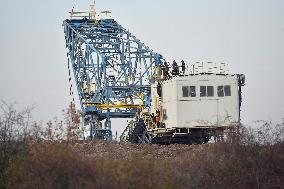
[63,102,82,142]
[0,101,34,187]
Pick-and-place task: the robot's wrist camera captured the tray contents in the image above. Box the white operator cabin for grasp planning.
[151,74,244,129]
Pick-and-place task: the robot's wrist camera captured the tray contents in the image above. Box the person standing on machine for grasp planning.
[172,60,179,76]
[181,60,186,75]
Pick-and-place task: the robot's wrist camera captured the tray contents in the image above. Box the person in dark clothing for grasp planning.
[172,60,179,76]
[151,113,155,128]
[163,61,169,79]
[161,61,166,79]
[157,82,162,97]
[155,110,160,128]
[181,60,186,75]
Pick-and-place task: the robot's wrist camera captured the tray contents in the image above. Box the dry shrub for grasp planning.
[6,142,96,189]
[171,142,284,189]
[1,101,284,189]
[93,158,176,189]
[3,140,284,189]
[6,142,177,189]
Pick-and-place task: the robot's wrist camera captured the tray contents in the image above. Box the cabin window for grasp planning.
[218,86,224,97]
[190,86,196,97]
[200,86,214,97]
[207,86,214,97]
[182,86,189,97]
[224,85,231,96]
[200,86,206,97]
[182,86,196,97]
[218,85,231,97]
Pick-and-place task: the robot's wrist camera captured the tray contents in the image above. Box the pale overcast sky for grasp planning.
[0,0,284,135]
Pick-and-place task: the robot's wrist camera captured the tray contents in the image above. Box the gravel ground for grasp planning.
[71,140,212,160]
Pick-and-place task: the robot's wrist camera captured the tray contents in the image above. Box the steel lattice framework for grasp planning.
[63,18,164,137]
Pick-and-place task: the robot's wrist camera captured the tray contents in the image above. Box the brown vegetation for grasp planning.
[0,102,284,189]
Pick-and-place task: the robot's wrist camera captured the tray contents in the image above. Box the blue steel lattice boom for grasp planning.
[63,6,164,139]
